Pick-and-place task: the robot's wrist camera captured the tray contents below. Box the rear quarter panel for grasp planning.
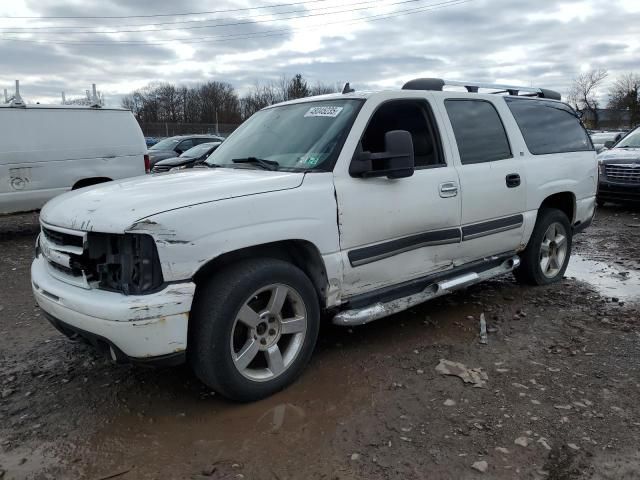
[521,150,597,244]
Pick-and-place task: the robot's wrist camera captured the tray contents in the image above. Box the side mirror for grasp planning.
[604,140,615,149]
[350,130,415,179]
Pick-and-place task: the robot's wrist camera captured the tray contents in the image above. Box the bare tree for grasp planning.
[125,74,337,127]
[608,72,640,128]
[567,69,608,129]
[310,82,338,96]
[287,74,310,100]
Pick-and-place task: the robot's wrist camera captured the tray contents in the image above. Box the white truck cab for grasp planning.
[31,79,597,401]
[0,100,147,215]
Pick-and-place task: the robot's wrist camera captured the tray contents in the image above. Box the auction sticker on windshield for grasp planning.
[304,106,343,118]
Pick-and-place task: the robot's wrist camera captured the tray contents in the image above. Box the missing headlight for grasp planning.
[85,233,163,295]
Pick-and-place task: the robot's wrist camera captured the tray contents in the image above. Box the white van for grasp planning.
[0,104,147,215]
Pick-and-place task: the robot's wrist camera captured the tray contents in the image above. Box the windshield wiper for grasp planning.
[232,157,280,171]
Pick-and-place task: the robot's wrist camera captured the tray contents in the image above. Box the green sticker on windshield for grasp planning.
[299,155,321,167]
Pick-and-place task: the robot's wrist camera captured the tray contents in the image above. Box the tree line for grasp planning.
[121,74,338,125]
[568,70,640,129]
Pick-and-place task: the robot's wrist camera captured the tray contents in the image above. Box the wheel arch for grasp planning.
[72,177,113,190]
[192,239,329,307]
[538,191,576,223]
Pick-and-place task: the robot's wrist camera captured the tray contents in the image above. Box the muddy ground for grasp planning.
[1,206,639,480]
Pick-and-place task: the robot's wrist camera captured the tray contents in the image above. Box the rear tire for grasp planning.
[189,258,320,402]
[514,208,572,286]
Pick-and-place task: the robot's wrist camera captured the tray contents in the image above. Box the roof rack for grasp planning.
[341,82,355,94]
[402,78,561,101]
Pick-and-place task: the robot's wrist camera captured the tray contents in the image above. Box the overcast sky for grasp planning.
[0,0,638,106]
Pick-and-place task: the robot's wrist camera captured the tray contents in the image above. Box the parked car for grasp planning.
[0,104,147,216]
[590,131,626,153]
[597,126,640,205]
[145,137,160,148]
[32,78,596,401]
[147,135,224,166]
[152,142,221,173]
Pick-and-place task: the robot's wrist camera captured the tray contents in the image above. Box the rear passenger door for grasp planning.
[438,96,526,265]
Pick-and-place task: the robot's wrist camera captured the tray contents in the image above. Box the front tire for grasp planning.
[514,208,572,286]
[189,258,320,402]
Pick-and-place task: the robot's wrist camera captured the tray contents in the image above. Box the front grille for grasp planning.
[40,225,163,294]
[605,164,640,184]
[42,227,84,248]
[48,259,82,277]
[40,225,86,279]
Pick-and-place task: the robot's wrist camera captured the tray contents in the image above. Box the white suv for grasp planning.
[31,79,597,401]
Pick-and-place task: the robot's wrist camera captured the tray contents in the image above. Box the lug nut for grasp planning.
[260,338,267,345]
[269,329,276,335]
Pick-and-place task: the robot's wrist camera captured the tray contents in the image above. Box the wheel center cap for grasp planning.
[254,312,281,350]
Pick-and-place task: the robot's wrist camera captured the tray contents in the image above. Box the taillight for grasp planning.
[144,154,150,174]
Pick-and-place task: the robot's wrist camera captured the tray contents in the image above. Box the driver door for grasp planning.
[333,97,462,298]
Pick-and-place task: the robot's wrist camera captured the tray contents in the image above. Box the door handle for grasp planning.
[506,173,521,188]
[439,182,458,198]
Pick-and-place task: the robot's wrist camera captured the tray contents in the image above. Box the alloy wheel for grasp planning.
[539,221,568,278]
[230,284,307,382]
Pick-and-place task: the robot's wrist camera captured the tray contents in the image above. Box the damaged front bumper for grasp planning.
[31,255,195,364]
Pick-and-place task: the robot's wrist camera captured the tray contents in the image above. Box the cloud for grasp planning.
[2,0,639,104]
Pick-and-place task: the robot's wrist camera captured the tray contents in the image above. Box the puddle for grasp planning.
[74,362,365,479]
[565,253,640,301]
[65,304,481,479]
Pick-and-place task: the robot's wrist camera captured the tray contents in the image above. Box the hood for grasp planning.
[153,156,197,168]
[598,147,640,163]
[148,150,178,164]
[41,168,305,233]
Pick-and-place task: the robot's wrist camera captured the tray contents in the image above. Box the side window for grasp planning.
[360,100,444,168]
[445,99,512,165]
[504,98,592,155]
[178,139,194,151]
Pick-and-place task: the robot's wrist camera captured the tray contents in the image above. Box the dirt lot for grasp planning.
[1,206,639,480]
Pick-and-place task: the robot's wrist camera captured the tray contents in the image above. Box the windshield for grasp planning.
[150,137,180,150]
[206,99,363,171]
[615,129,640,148]
[591,133,618,143]
[180,142,217,158]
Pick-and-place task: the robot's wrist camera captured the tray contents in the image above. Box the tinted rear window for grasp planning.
[505,98,592,155]
[445,99,512,164]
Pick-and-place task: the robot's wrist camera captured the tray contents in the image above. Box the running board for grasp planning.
[332,255,520,326]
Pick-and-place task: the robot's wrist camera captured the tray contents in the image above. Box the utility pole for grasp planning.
[10,80,25,107]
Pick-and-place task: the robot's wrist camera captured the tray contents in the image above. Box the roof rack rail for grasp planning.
[402,78,561,101]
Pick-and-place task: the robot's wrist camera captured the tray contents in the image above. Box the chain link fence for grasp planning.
[139,122,240,138]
